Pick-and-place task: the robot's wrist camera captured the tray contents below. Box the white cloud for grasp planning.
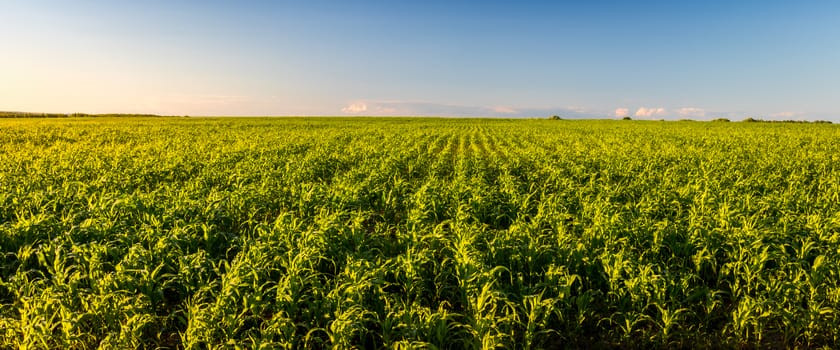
[677,107,705,118]
[634,107,667,118]
[341,102,368,114]
[614,108,629,117]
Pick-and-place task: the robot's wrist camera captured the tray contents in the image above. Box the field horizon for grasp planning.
[0,111,836,125]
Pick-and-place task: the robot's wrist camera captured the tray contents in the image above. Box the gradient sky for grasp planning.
[2,1,839,119]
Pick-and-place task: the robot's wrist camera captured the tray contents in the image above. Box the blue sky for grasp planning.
[2,1,839,119]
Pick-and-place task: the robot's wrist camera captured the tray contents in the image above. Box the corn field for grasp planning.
[1,117,839,349]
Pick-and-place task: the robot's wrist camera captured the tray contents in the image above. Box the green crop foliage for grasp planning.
[1,117,839,348]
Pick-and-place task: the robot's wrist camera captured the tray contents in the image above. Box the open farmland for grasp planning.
[1,117,839,348]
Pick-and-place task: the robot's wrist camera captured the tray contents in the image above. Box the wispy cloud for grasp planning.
[143,94,258,116]
[340,100,602,118]
[677,107,705,118]
[492,106,519,114]
[770,111,805,119]
[634,107,667,118]
[614,108,629,117]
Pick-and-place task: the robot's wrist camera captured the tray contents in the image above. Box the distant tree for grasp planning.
[742,117,761,122]
[0,111,69,118]
[712,118,730,122]
[622,116,632,120]
[549,115,562,120]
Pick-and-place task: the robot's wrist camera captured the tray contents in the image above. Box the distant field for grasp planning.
[1,117,839,348]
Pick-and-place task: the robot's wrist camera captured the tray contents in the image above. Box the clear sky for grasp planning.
[2,1,839,119]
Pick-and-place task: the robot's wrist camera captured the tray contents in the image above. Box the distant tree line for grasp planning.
[679,117,833,124]
[741,117,832,124]
[0,111,172,118]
